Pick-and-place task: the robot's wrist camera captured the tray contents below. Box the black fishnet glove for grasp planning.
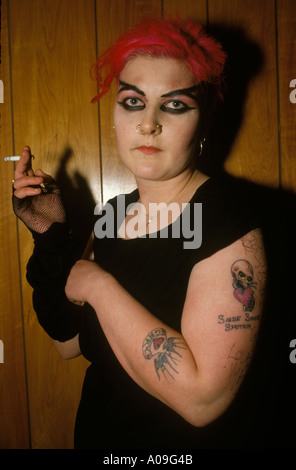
[12,179,66,236]
[12,146,68,237]
[12,146,83,341]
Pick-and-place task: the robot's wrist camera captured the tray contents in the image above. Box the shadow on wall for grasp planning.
[198,23,264,174]
[199,24,296,448]
[54,147,96,257]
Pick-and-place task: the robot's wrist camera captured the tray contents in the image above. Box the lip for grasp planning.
[136,145,161,155]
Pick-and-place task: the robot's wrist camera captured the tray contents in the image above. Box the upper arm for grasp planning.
[181,228,267,415]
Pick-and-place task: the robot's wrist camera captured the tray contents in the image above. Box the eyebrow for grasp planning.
[118,81,145,96]
[161,85,199,100]
[118,81,199,101]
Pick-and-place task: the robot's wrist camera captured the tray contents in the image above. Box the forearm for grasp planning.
[85,272,219,426]
[66,231,265,425]
[26,222,83,341]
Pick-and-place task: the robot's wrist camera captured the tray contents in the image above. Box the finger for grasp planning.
[13,186,43,199]
[13,175,44,199]
[14,146,34,179]
[35,168,55,184]
[13,174,44,190]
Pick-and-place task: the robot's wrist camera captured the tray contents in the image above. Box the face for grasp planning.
[113,56,201,183]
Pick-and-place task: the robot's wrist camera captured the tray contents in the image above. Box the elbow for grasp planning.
[52,336,81,360]
[179,407,220,428]
[56,349,80,360]
[174,393,232,428]
[183,413,211,428]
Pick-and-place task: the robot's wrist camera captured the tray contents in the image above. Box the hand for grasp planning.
[13,146,53,198]
[65,260,105,306]
[12,146,66,233]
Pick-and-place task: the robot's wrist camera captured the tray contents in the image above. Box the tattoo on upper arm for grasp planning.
[231,259,256,312]
[142,328,187,381]
[218,236,266,331]
[241,230,267,296]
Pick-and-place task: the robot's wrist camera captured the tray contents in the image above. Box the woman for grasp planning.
[13,19,266,449]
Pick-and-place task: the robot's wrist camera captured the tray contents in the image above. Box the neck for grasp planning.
[136,169,208,208]
[118,169,209,239]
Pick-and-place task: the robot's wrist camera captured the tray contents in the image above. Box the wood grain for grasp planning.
[277,0,296,192]
[208,0,279,187]
[9,0,97,448]
[0,0,30,449]
[163,0,207,23]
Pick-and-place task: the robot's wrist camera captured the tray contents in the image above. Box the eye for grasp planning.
[117,97,145,111]
[166,100,186,110]
[160,100,195,114]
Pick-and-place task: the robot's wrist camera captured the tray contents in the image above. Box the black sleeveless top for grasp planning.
[74,176,262,449]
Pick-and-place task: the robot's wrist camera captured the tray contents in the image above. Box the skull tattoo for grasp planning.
[231,259,256,312]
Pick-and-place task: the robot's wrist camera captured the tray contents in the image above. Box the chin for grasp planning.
[123,161,165,181]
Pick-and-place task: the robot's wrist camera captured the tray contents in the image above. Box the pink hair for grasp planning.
[91,18,227,103]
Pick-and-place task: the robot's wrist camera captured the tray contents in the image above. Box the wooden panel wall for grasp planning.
[208,0,279,187]
[0,0,295,449]
[278,0,296,192]
[0,0,30,449]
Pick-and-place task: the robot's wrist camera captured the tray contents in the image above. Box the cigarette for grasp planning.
[3,156,21,161]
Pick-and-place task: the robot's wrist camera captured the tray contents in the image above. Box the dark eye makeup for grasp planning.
[117,97,145,111]
[160,100,196,114]
[117,97,196,114]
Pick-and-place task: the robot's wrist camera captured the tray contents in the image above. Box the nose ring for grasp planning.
[136,124,144,135]
[136,124,162,135]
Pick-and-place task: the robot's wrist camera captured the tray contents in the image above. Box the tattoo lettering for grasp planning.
[231,259,256,312]
[142,328,186,381]
[218,313,260,332]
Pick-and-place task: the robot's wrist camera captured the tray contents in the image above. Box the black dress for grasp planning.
[73,176,264,449]
[28,175,293,449]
